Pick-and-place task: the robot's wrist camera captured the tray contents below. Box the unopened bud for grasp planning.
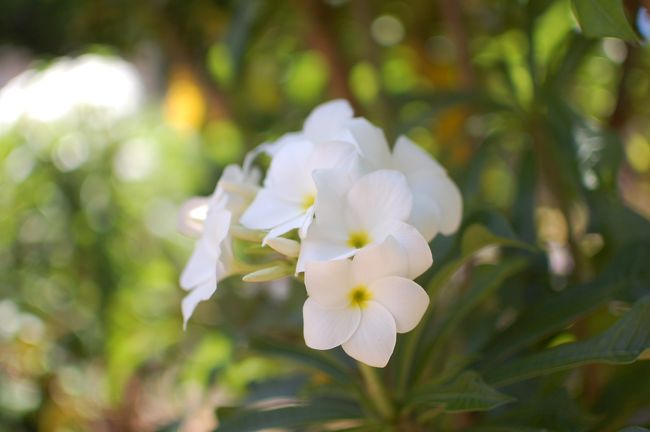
[242,264,292,282]
[265,237,300,258]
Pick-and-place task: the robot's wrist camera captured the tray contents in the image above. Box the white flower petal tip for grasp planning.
[341,302,396,368]
[303,99,354,143]
[242,264,293,283]
[265,236,301,258]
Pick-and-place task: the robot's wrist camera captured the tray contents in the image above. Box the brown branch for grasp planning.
[295,0,360,111]
[438,0,476,89]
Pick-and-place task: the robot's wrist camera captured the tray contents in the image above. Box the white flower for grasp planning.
[239,100,360,241]
[345,119,463,241]
[297,169,432,279]
[240,139,358,240]
[260,99,355,157]
[178,164,259,327]
[303,237,430,367]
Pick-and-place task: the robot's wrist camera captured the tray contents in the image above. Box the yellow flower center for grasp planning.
[302,193,315,210]
[347,230,371,249]
[348,285,372,308]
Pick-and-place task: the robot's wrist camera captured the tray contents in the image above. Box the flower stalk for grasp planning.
[358,362,395,421]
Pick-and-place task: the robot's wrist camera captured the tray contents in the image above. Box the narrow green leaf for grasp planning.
[250,337,352,384]
[619,428,650,432]
[427,224,532,295]
[214,397,363,432]
[421,259,530,371]
[408,371,515,413]
[572,0,639,40]
[482,241,650,359]
[484,297,650,386]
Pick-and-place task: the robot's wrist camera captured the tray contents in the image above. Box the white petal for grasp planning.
[264,214,305,241]
[303,298,361,350]
[180,242,216,290]
[177,197,209,237]
[303,99,354,143]
[201,207,232,258]
[305,259,352,308]
[410,172,463,235]
[342,302,396,367]
[265,139,315,201]
[305,140,357,174]
[345,118,391,169]
[392,222,433,279]
[296,222,354,272]
[369,276,429,333]
[408,193,442,242]
[392,135,446,177]
[312,168,356,222]
[298,205,315,239]
[181,276,217,329]
[345,170,412,236]
[351,236,409,285]
[240,190,303,231]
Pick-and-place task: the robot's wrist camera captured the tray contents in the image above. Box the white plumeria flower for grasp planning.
[345,119,463,242]
[178,164,259,328]
[297,169,432,279]
[240,139,359,241]
[239,100,360,241]
[303,236,430,367]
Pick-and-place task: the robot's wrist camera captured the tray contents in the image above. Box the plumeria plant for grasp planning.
[179,100,461,367]
[177,101,650,431]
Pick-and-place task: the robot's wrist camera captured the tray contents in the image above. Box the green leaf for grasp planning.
[572,0,639,40]
[484,297,650,386]
[420,258,530,372]
[427,224,532,296]
[408,371,515,413]
[250,337,352,384]
[481,241,650,360]
[214,396,363,432]
[619,428,650,432]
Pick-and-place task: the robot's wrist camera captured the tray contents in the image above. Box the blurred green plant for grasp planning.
[0,0,649,431]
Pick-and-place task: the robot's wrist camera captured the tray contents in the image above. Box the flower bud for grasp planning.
[265,237,300,258]
[242,264,293,282]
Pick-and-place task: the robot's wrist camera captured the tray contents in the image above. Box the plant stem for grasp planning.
[358,362,395,422]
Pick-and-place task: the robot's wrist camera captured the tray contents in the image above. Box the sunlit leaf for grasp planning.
[572,0,639,40]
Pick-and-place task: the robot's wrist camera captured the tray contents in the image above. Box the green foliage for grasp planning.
[572,0,639,40]
[408,371,514,413]
[484,297,650,385]
[1,0,650,430]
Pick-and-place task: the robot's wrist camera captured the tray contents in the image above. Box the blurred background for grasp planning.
[1,0,649,431]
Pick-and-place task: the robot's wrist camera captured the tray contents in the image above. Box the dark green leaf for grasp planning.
[427,224,532,296]
[214,396,363,432]
[572,0,639,40]
[250,337,352,384]
[484,297,650,386]
[408,371,514,413]
[481,241,650,359]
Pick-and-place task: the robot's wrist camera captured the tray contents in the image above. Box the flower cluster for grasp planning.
[178,100,462,367]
